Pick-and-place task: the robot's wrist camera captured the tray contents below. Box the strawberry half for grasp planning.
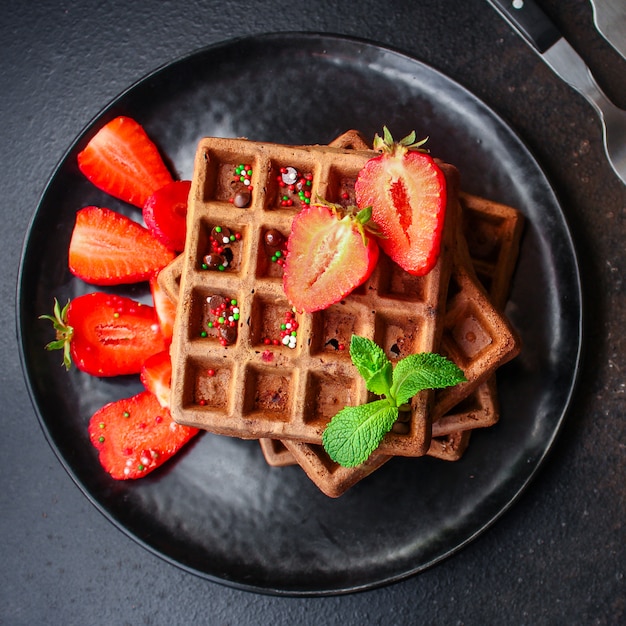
[68,206,175,285]
[88,390,198,480]
[40,294,167,376]
[355,127,447,276]
[150,273,177,343]
[143,180,191,252]
[283,202,380,313]
[140,350,172,408]
[77,116,174,208]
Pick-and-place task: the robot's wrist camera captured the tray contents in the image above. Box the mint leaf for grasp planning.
[390,352,466,406]
[349,335,393,396]
[322,399,398,467]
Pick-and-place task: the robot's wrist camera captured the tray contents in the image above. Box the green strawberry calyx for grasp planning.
[372,126,430,156]
[39,298,74,370]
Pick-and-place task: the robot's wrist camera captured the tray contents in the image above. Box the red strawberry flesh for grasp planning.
[69,206,175,285]
[283,204,379,313]
[143,180,191,252]
[355,137,447,276]
[66,292,167,376]
[89,390,198,479]
[77,116,173,208]
[150,273,177,343]
[140,350,173,408]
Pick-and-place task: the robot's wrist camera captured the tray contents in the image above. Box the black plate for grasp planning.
[17,33,581,595]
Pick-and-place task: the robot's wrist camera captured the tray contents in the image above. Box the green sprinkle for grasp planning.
[113,312,119,318]
[123,411,130,418]
[218,316,225,324]
[218,265,225,271]
[200,331,207,337]
[231,299,237,305]
[215,226,222,233]
[207,322,214,328]
[229,234,236,242]
[291,330,297,336]
[274,250,282,258]
[138,464,145,471]
[233,313,240,321]
[99,422,105,429]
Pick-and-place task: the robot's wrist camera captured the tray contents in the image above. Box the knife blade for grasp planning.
[486,0,614,101]
[487,0,626,185]
[590,0,626,62]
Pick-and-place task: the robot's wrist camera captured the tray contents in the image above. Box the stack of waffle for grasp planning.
[160,131,523,497]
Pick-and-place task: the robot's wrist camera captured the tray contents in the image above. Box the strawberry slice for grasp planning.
[68,206,175,285]
[88,390,198,479]
[355,127,447,276]
[77,116,174,208]
[150,273,177,343]
[283,202,380,313]
[40,294,167,376]
[143,180,191,252]
[140,350,172,408]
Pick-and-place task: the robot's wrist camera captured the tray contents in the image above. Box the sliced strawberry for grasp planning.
[283,202,380,313]
[68,206,175,285]
[143,180,191,252]
[77,116,174,208]
[40,294,167,376]
[140,350,172,408]
[150,273,177,343]
[355,127,447,276]
[88,390,198,480]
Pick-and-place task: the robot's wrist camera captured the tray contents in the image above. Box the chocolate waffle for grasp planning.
[168,137,461,457]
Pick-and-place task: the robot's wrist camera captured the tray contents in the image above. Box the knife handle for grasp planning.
[487,0,561,53]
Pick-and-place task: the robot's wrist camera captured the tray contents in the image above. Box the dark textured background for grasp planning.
[2,0,625,623]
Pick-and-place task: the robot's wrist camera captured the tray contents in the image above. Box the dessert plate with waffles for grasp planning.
[17,33,581,594]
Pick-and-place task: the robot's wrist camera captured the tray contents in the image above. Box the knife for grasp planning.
[487,0,626,185]
[590,0,626,62]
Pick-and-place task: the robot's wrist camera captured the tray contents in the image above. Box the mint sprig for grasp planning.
[322,335,466,468]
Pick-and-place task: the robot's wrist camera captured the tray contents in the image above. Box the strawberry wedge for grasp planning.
[143,180,191,252]
[283,202,379,313]
[89,390,198,480]
[78,116,174,208]
[140,350,172,408]
[40,294,168,376]
[355,127,447,276]
[69,206,175,285]
[150,273,177,343]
